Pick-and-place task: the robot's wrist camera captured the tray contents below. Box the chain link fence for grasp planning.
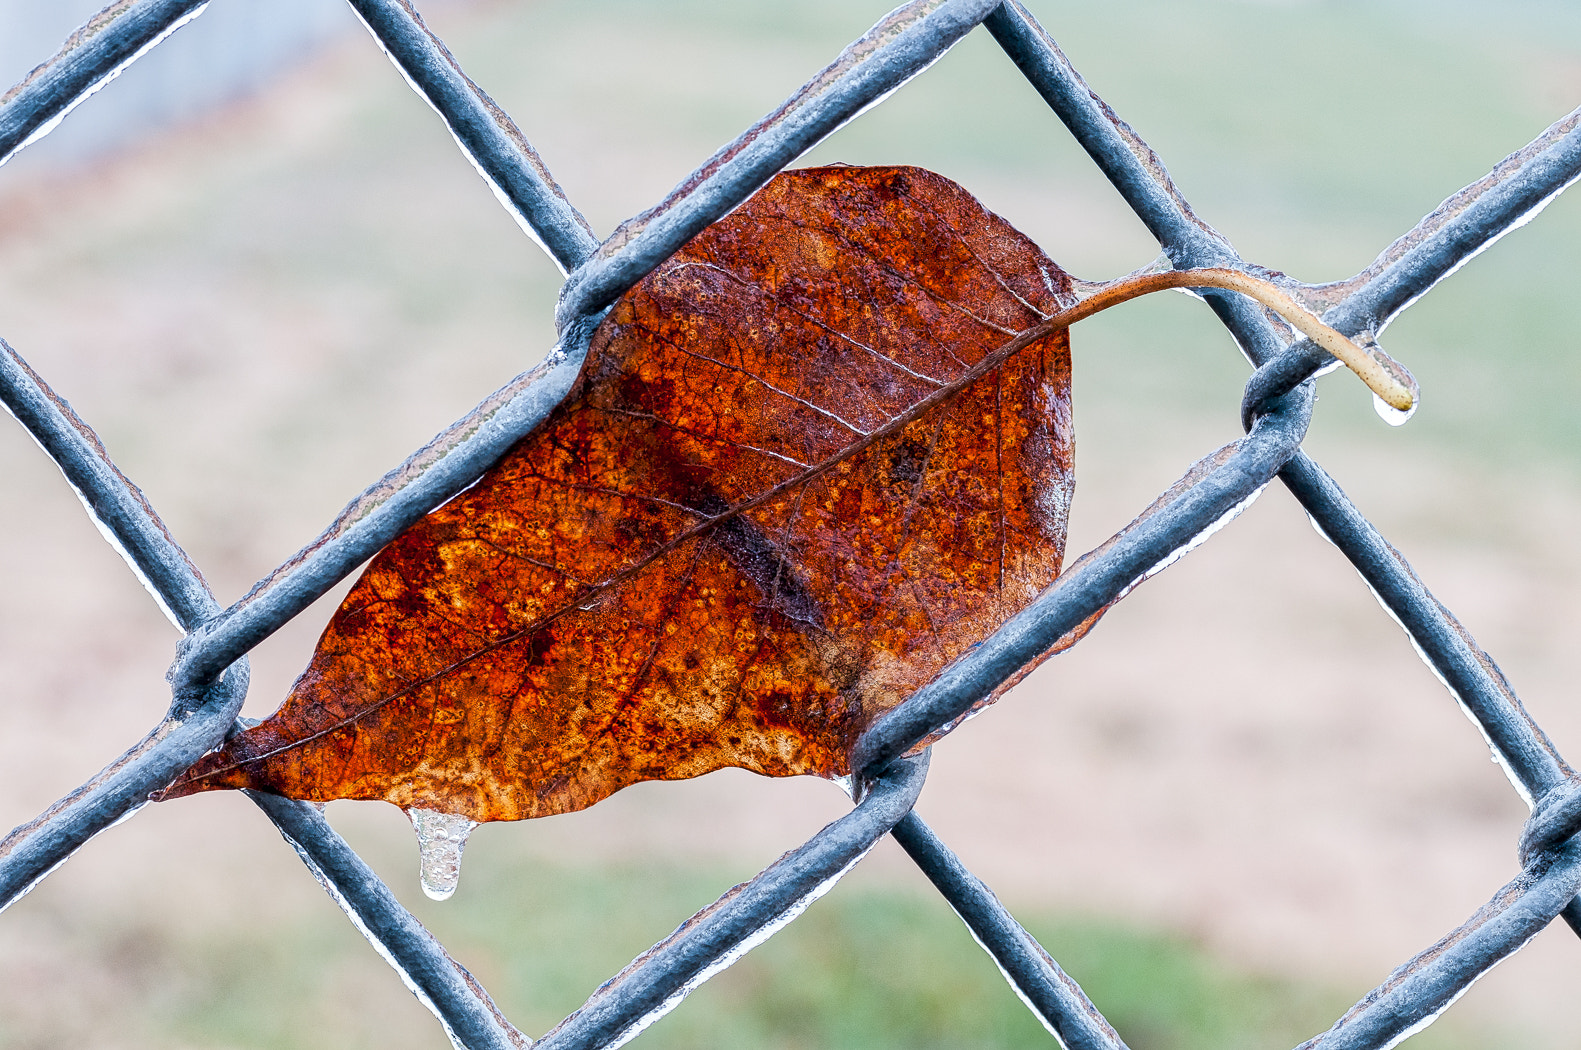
[2,1,1580,1047]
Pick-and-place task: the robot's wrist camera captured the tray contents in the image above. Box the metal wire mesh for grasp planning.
[2,2,1580,1047]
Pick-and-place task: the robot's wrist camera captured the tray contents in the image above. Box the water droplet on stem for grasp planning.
[1361,336,1419,426]
[1373,390,1418,426]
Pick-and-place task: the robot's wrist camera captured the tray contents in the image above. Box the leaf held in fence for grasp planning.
[161,165,1077,823]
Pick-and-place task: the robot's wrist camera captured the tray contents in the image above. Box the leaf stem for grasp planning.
[1073,267,1416,411]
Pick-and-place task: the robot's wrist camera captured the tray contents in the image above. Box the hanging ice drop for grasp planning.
[1373,390,1419,427]
[406,807,478,901]
[1359,336,1420,426]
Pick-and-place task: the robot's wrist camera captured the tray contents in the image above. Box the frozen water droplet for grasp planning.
[406,808,478,901]
[1358,337,1419,426]
[1373,390,1418,426]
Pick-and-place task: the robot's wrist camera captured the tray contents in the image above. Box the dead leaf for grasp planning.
[162,165,1076,822]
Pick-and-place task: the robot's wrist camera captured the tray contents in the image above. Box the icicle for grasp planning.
[405,808,478,901]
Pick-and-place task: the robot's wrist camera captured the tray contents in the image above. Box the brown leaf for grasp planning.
[162,165,1076,823]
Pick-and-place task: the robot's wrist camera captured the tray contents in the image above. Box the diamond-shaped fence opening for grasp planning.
[2,1,1580,1047]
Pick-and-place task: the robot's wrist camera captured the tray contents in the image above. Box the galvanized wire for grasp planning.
[0,0,210,168]
[2,1,1579,1048]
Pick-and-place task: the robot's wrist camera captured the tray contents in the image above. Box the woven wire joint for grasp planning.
[2,2,1580,1048]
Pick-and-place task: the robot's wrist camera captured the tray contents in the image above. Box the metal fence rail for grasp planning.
[2,1,1579,1047]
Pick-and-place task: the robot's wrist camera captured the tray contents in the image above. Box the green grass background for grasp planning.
[86,843,1474,1050]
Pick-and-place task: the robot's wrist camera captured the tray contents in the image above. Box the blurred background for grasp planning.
[1,0,1579,1046]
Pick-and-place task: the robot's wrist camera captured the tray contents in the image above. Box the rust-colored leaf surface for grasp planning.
[164,166,1076,822]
